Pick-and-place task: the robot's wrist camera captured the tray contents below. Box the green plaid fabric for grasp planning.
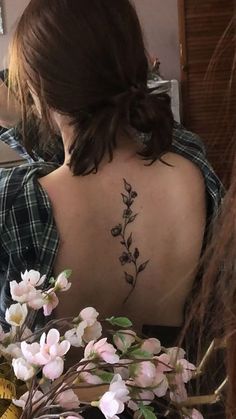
[0,162,59,322]
[0,124,223,322]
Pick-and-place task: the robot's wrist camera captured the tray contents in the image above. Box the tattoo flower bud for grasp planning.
[131,191,137,199]
[111,224,122,237]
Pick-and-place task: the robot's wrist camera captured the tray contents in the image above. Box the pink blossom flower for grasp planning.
[21,341,42,365]
[167,347,186,362]
[77,362,103,385]
[170,373,188,403]
[27,292,45,310]
[39,328,70,359]
[12,357,35,381]
[113,330,136,352]
[79,307,99,326]
[184,409,203,419]
[13,390,44,410]
[114,359,131,380]
[141,338,161,355]
[177,359,196,383]
[43,356,64,380]
[152,372,169,398]
[65,319,102,347]
[21,270,46,287]
[55,271,71,292]
[10,281,37,304]
[56,389,80,409]
[155,353,172,373]
[65,307,102,347]
[65,416,83,419]
[43,291,59,316]
[98,374,130,419]
[134,361,156,387]
[21,329,70,380]
[83,321,102,343]
[132,357,169,397]
[84,338,119,364]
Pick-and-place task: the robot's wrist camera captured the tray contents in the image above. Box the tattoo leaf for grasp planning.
[128,214,138,224]
[125,272,134,285]
[124,179,132,193]
[121,194,129,205]
[138,260,149,273]
[127,233,132,250]
[134,248,140,260]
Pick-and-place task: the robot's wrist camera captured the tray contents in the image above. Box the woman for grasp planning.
[0,0,218,340]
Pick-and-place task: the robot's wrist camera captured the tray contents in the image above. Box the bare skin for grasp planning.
[38,115,206,332]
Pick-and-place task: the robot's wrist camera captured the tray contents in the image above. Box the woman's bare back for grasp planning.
[39,149,206,331]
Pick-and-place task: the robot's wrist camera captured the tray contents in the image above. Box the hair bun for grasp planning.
[127,86,173,134]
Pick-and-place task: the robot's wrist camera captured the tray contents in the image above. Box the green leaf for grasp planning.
[129,348,152,359]
[96,371,114,383]
[49,277,55,285]
[113,332,126,348]
[140,406,158,419]
[63,269,72,278]
[106,316,132,328]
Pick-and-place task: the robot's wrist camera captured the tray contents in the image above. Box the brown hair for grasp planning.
[183,148,236,418]
[9,0,174,175]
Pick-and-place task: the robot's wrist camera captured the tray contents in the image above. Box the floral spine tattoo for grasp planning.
[111,179,149,303]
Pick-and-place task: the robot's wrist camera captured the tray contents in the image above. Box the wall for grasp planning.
[134,0,180,80]
[0,0,30,68]
[0,0,180,79]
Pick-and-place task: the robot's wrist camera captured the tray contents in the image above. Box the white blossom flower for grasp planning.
[43,291,59,316]
[10,281,37,304]
[65,320,102,348]
[98,374,130,419]
[84,338,119,364]
[12,358,35,381]
[141,338,161,355]
[113,330,136,352]
[1,343,22,359]
[13,390,44,410]
[55,271,71,292]
[56,389,80,409]
[5,303,28,327]
[43,356,64,380]
[21,270,46,287]
[79,307,99,326]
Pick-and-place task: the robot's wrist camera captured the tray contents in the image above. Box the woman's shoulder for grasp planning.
[171,123,224,218]
[0,161,57,188]
[153,152,206,227]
